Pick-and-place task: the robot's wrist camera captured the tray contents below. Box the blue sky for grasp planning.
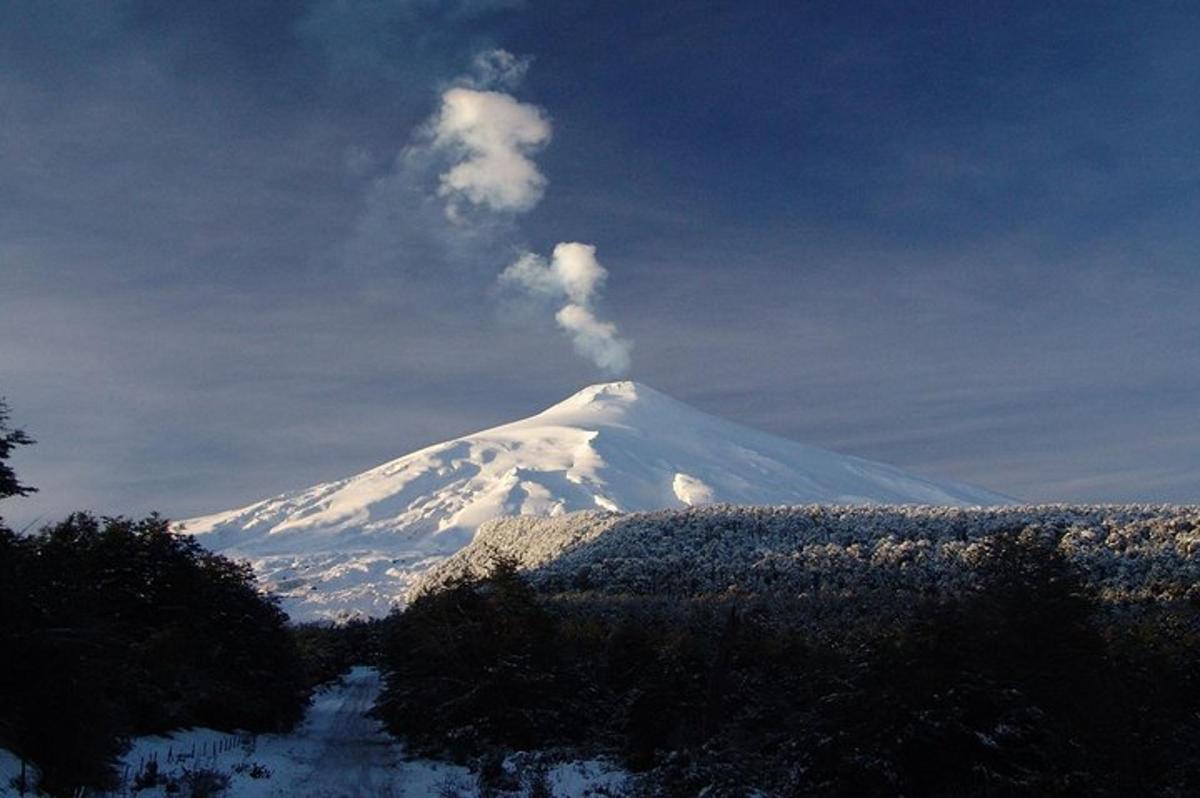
[2,0,1197,524]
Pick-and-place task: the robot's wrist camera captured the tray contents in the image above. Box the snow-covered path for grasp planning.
[277,667,405,797]
[123,667,473,797]
[119,667,627,797]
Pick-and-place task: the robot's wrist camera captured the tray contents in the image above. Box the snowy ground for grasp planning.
[114,667,625,797]
[2,667,626,797]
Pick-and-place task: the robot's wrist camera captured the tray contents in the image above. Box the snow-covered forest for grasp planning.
[387,508,1200,795]
[419,504,1200,607]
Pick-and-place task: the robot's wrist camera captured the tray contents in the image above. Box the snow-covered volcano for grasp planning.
[182,381,1010,620]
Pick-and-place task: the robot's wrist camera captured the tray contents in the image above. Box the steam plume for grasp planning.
[500,243,632,374]
[433,87,551,215]
[375,50,633,373]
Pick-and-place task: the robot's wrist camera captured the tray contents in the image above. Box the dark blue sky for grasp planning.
[2,0,1197,523]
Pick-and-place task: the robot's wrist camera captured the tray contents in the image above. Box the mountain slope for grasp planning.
[181,381,1010,619]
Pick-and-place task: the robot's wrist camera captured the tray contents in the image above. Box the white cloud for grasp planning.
[433,87,551,214]
[555,303,632,374]
[351,52,631,374]
[550,242,607,305]
[498,250,560,297]
[499,242,606,304]
[499,242,632,374]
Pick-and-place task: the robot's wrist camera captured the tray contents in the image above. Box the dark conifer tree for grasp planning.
[0,397,36,502]
[0,400,311,795]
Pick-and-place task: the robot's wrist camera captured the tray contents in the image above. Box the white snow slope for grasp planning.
[182,381,1010,620]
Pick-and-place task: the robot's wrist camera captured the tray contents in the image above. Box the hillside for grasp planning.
[181,382,1010,620]
[414,504,1200,605]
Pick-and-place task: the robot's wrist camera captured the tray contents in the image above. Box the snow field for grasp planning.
[181,382,1010,620]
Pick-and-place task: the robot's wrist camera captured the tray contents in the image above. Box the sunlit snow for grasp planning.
[180,382,1009,620]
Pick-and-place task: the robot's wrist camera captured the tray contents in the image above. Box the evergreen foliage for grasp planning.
[0,397,36,501]
[374,556,575,758]
[417,504,1200,607]
[292,617,382,687]
[0,401,314,796]
[0,514,311,795]
[376,531,1200,797]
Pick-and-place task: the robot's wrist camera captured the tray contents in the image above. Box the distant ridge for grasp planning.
[181,381,1011,620]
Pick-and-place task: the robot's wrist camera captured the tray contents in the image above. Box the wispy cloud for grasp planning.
[555,304,631,375]
[345,46,633,373]
[341,49,548,274]
[460,49,532,90]
[500,242,632,374]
